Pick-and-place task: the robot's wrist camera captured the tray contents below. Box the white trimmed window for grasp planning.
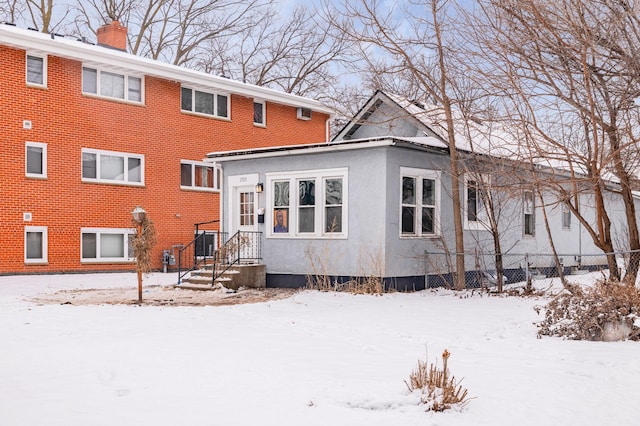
[81,228,135,263]
[26,53,47,87]
[401,167,440,237]
[254,100,265,126]
[82,148,144,185]
[181,86,229,119]
[82,66,143,103]
[25,226,48,263]
[267,168,348,238]
[180,160,220,191]
[25,142,47,178]
[524,191,535,236]
[464,175,491,230]
[297,107,312,120]
[562,202,571,229]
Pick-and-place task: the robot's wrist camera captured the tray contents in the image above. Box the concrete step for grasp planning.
[176,282,214,291]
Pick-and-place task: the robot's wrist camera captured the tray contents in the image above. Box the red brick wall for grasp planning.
[0,45,329,274]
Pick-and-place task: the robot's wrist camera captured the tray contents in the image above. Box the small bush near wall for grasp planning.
[536,280,640,341]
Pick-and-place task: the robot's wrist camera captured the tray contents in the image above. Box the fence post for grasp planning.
[525,253,532,292]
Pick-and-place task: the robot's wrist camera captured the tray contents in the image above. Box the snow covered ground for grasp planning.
[1,272,638,425]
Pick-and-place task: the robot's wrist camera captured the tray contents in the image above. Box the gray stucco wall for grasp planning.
[217,143,640,286]
[219,146,391,281]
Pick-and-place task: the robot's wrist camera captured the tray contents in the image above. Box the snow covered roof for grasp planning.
[0,23,333,114]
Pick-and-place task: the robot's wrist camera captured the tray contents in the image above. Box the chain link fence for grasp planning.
[424,250,640,288]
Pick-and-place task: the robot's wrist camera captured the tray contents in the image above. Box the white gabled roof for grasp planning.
[0,23,334,114]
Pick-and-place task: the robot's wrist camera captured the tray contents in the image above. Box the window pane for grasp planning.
[325,206,342,232]
[82,152,97,178]
[181,87,192,111]
[128,157,141,182]
[217,94,228,117]
[26,231,43,259]
[402,177,415,204]
[299,180,315,205]
[26,55,44,85]
[100,71,125,99]
[422,207,434,234]
[82,67,97,94]
[239,192,255,226]
[181,163,192,186]
[195,90,214,115]
[402,206,415,234]
[467,180,478,221]
[82,233,97,258]
[101,233,124,257]
[274,181,290,206]
[423,178,434,206]
[326,179,342,205]
[100,154,124,180]
[253,102,263,124]
[274,208,289,233]
[525,215,534,235]
[128,76,142,102]
[26,146,43,175]
[299,207,315,232]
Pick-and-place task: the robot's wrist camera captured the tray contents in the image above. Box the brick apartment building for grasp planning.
[0,21,332,275]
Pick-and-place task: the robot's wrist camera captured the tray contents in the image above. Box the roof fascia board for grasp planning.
[0,25,333,114]
[207,139,396,162]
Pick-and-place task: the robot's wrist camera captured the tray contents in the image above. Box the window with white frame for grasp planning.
[181,86,229,118]
[297,107,312,120]
[562,202,571,229]
[401,168,440,237]
[25,226,48,263]
[81,228,135,262]
[180,160,220,191]
[25,142,47,178]
[268,168,347,237]
[524,191,535,236]
[82,148,144,185]
[82,66,143,103]
[464,175,491,230]
[26,53,47,87]
[254,100,265,126]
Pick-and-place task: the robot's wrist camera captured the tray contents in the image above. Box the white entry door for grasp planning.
[233,185,257,233]
[231,185,258,261]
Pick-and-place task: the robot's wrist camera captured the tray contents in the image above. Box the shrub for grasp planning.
[404,350,471,412]
[536,280,640,341]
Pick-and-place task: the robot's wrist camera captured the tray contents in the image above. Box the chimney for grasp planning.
[96,21,127,51]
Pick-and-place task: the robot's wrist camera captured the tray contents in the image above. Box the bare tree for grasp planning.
[22,0,71,32]
[0,0,21,24]
[328,0,481,289]
[196,5,354,97]
[472,0,640,283]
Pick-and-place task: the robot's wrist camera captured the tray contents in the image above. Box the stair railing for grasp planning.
[212,231,262,285]
[176,228,226,284]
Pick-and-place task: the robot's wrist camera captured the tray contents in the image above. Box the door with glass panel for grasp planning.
[232,185,257,261]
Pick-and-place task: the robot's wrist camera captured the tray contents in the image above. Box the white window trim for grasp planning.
[297,107,312,120]
[26,52,47,88]
[25,141,47,179]
[266,168,348,239]
[82,65,144,104]
[400,167,441,238]
[254,99,266,127]
[24,226,48,264]
[80,227,136,263]
[180,160,221,192]
[180,86,231,120]
[82,148,144,186]
[463,174,491,231]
